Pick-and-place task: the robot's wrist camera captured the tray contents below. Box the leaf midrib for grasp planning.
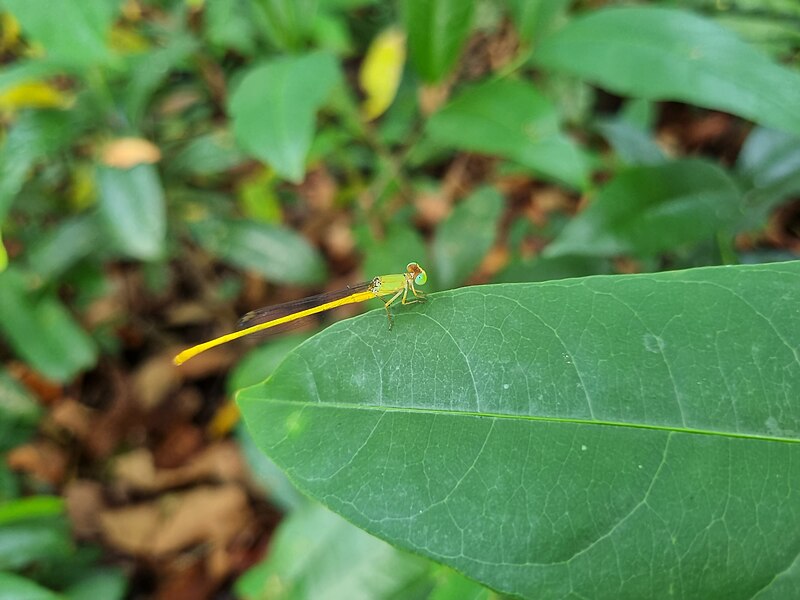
[250,397,800,444]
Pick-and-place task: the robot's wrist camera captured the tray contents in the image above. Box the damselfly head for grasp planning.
[406,262,427,286]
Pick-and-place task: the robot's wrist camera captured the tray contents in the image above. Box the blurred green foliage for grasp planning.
[0,0,799,597]
[0,377,126,598]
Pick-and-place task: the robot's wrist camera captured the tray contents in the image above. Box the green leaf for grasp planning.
[26,216,100,282]
[738,127,800,190]
[24,546,106,595]
[377,78,419,146]
[594,119,666,166]
[0,465,20,503]
[0,269,97,382]
[2,0,119,69]
[403,0,475,83]
[545,159,742,258]
[0,110,80,223]
[190,218,327,285]
[250,0,319,51]
[310,11,353,55]
[0,497,63,526]
[426,79,588,189]
[715,12,800,58]
[504,0,570,45]
[0,572,61,600]
[97,165,166,261]
[235,502,432,600]
[229,52,340,183]
[618,98,657,131]
[239,261,800,599]
[535,6,800,136]
[0,518,72,571]
[122,33,198,126]
[428,568,498,600]
[170,131,246,177]
[64,569,126,600]
[204,0,259,55]
[0,369,42,452]
[432,186,503,289]
[736,126,800,229]
[0,368,42,452]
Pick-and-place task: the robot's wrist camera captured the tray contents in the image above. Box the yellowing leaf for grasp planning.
[0,232,7,272]
[101,137,161,169]
[208,401,241,439]
[0,13,20,52]
[121,0,143,21]
[69,163,97,211]
[359,28,406,120]
[109,24,150,53]
[0,81,73,111]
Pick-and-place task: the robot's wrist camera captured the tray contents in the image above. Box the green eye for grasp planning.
[415,271,427,285]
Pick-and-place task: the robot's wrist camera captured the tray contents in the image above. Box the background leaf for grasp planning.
[427,79,588,188]
[121,33,198,127]
[715,9,800,58]
[204,0,260,56]
[495,255,612,284]
[433,186,503,289]
[0,269,97,382]
[0,110,81,223]
[25,216,99,282]
[229,52,340,182]
[594,116,666,166]
[403,0,474,83]
[190,218,327,285]
[0,515,72,571]
[0,572,61,600]
[0,369,41,452]
[0,497,63,526]
[738,127,800,191]
[235,502,432,600]
[64,569,126,600]
[428,569,498,600]
[535,6,800,136]
[359,28,406,120]
[545,159,742,258]
[97,164,166,261]
[250,0,319,51]
[170,131,246,178]
[504,0,570,45]
[240,261,800,599]
[736,126,800,229]
[2,0,119,69]
[0,528,70,574]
